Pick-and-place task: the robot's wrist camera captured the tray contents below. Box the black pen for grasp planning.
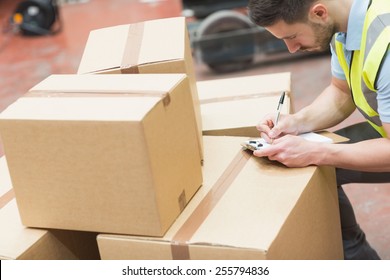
[275,91,286,127]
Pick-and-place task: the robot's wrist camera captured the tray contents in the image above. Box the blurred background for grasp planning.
[0,0,389,259]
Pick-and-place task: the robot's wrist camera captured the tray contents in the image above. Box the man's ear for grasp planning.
[309,4,328,23]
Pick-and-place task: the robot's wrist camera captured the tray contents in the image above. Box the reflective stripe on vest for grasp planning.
[335,0,390,137]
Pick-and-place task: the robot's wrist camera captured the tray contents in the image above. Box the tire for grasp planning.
[13,0,59,36]
[195,10,256,73]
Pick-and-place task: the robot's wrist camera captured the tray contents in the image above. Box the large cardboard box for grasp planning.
[0,157,100,260]
[97,136,343,260]
[0,74,202,237]
[198,73,292,137]
[77,17,203,160]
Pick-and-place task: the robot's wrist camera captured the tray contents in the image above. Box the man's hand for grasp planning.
[256,113,300,142]
[252,134,324,167]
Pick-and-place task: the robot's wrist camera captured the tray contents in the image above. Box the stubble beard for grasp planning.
[301,21,338,52]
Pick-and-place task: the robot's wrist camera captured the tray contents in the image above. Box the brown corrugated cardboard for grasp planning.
[77,17,203,160]
[0,157,100,260]
[0,74,202,237]
[197,73,292,137]
[97,136,343,260]
[198,72,291,100]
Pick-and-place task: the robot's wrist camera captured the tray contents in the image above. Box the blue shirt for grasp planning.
[330,0,390,123]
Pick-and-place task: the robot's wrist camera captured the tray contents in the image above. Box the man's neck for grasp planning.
[325,0,354,32]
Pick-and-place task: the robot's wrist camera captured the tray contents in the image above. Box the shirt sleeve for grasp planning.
[330,44,347,80]
[376,50,390,124]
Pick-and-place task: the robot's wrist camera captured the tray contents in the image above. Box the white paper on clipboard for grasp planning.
[241,132,333,151]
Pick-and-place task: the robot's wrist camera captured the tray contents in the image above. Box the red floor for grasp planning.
[0,0,389,259]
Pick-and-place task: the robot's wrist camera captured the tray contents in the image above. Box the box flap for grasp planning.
[137,17,185,65]
[0,97,160,121]
[77,17,186,74]
[197,72,291,101]
[77,24,131,74]
[29,74,186,93]
[201,96,290,131]
[0,74,186,121]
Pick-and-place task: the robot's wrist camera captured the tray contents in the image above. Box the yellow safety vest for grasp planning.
[334,0,390,137]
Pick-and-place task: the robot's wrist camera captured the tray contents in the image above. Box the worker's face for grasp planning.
[266,19,336,53]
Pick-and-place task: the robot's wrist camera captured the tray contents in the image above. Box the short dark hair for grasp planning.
[247,0,317,27]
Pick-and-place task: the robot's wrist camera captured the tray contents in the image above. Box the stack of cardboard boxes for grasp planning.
[0,17,343,260]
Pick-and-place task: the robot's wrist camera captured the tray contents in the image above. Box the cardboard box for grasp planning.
[0,157,100,260]
[97,136,343,260]
[0,74,202,236]
[77,17,203,160]
[198,73,292,137]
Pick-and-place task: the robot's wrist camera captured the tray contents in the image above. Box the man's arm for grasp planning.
[253,126,390,171]
[292,76,356,133]
[313,122,390,172]
[261,76,356,140]
[253,75,390,171]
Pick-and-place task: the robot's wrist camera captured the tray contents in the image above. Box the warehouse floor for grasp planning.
[0,0,389,259]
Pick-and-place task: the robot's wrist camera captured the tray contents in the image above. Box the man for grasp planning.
[247,0,390,259]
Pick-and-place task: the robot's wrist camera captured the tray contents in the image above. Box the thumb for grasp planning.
[269,127,281,139]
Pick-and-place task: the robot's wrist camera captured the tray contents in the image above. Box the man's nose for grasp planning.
[284,40,300,53]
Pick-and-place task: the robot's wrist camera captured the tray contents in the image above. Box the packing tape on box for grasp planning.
[0,189,15,209]
[178,190,187,212]
[199,91,287,105]
[170,149,252,260]
[24,91,171,106]
[120,22,144,74]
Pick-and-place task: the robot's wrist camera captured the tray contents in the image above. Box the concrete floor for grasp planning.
[0,0,389,259]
